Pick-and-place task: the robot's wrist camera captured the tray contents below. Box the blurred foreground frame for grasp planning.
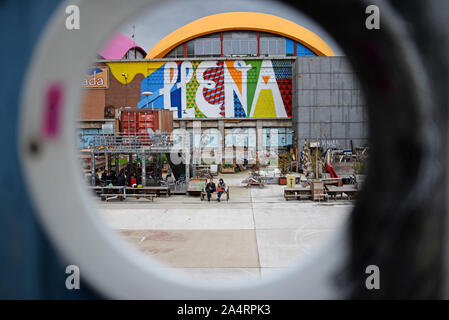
[1,0,448,299]
[286,0,449,298]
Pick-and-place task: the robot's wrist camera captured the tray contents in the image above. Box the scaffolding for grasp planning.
[86,132,190,187]
[90,132,174,153]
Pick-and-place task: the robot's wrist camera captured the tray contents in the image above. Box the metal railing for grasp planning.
[88,132,184,153]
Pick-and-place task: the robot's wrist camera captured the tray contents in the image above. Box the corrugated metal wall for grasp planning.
[292,57,369,150]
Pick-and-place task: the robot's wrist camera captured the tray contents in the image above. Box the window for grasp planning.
[165,44,184,58]
[197,129,219,148]
[224,128,256,148]
[186,41,195,57]
[297,42,317,56]
[263,128,293,148]
[260,37,286,56]
[162,31,316,58]
[123,48,146,60]
[194,34,221,57]
[194,38,220,56]
[222,31,257,56]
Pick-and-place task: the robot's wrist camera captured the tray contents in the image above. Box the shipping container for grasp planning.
[119,108,173,133]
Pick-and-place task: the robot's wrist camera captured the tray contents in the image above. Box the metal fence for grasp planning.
[88,132,182,153]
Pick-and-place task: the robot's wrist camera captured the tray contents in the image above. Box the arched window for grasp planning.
[163,31,317,58]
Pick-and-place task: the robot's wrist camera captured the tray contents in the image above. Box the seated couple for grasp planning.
[205,178,227,202]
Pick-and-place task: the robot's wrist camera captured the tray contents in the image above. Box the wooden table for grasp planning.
[88,186,155,201]
[284,186,312,200]
[321,178,343,187]
[88,186,127,201]
[325,185,359,200]
[127,186,171,197]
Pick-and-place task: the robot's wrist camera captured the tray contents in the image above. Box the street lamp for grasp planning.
[121,73,128,107]
[142,91,153,110]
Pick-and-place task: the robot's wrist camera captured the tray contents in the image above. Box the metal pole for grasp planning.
[115,154,119,176]
[185,150,190,185]
[107,152,112,171]
[125,78,128,107]
[90,149,96,186]
[142,153,146,186]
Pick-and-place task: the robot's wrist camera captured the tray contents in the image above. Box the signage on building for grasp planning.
[106,59,293,119]
[83,66,109,88]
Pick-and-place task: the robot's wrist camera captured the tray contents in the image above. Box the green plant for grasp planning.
[162,153,168,164]
[278,152,290,176]
[111,158,129,166]
[310,148,322,179]
[353,161,366,175]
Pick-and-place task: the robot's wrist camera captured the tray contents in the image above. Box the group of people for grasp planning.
[205,178,227,202]
[96,169,228,202]
[97,168,140,187]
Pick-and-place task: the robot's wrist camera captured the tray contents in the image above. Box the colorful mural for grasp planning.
[106,59,292,119]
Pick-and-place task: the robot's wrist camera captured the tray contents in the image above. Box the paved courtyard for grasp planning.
[96,175,352,284]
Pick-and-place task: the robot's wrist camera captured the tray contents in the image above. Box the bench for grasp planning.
[321,178,343,187]
[201,187,229,201]
[187,179,207,196]
[89,186,125,201]
[100,193,154,202]
[127,186,170,197]
[89,186,155,202]
[284,186,312,201]
[325,185,359,200]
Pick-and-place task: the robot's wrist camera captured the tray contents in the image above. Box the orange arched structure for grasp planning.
[145,12,334,59]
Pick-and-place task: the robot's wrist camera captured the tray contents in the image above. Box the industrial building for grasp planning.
[80,12,368,177]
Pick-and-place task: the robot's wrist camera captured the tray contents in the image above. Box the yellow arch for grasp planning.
[146,12,334,59]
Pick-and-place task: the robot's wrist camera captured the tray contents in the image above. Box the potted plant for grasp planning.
[278,152,290,185]
[221,163,235,174]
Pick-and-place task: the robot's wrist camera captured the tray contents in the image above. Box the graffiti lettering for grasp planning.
[107,59,293,119]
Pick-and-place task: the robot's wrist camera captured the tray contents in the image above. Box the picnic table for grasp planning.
[284,186,312,200]
[127,186,171,197]
[321,178,343,187]
[88,186,154,202]
[325,185,359,200]
[88,186,127,202]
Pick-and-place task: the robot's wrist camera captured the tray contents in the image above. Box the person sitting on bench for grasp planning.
[108,170,117,186]
[217,179,226,202]
[101,170,108,185]
[116,170,126,186]
[115,170,127,199]
[205,179,216,202]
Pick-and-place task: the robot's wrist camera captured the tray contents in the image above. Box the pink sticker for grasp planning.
[43,84,64,139]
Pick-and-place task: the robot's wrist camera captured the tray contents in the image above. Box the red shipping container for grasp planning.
[119,108,173,135]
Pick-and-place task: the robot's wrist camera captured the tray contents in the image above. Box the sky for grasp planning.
[118,0,344,56]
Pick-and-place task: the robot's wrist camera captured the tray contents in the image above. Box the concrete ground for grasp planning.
[96,172,352,284]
